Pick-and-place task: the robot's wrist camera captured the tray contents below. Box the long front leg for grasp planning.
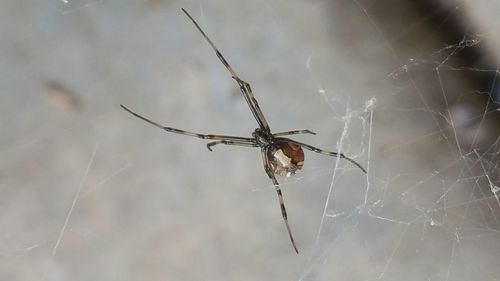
[181,8,271,133]
[121,104,256,144]
[261,149,299,254]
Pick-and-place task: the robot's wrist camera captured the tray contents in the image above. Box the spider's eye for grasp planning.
[268,141,304,177]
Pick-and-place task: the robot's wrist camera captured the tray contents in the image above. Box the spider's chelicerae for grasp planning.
[121,8,366,254]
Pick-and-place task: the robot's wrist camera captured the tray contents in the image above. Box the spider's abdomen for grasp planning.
[268,140,304,177]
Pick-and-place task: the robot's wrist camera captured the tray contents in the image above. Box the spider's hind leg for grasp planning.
[281,138,367,174]
[261,148,299,254]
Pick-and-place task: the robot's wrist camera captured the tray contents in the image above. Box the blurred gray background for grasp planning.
[1,0,500,280]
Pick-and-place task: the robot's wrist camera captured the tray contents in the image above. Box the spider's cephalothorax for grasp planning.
[121,8,366,254]
[252,128,271,146]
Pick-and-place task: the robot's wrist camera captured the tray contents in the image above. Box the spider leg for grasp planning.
[181,8,271,133]
[206,140,259,151]
[233,78,271,133]
[273,129,316,137]
[261,148,299,254]
[121,104,256,144]
[278,138,367,174]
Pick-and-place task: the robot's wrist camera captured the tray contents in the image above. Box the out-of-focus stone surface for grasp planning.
[1,1,499,280]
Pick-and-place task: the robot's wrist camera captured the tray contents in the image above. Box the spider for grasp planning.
[120,8,366,254]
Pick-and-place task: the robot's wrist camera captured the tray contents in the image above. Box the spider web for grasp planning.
[1,0,500,280]
[299,1,500,280]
